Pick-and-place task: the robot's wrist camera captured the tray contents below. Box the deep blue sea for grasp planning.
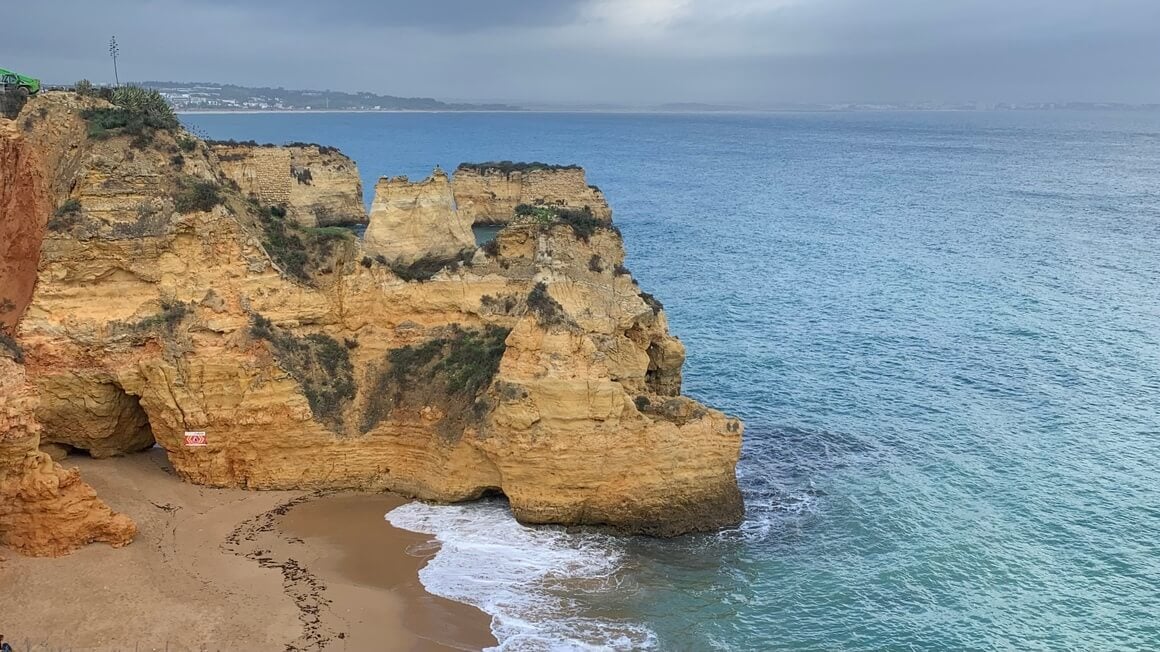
[184,110,1160,651]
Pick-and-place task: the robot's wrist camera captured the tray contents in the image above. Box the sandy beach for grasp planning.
[0,448,496,651]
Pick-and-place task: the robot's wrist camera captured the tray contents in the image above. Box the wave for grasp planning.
[387,499,658,651]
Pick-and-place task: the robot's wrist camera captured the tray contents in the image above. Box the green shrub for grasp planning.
[0,327,24,363]
[108,202,168,239]
[639,291,663,315]
[255,205,354,283]
[111,86,178,130]
[176,135,198,152]
[480,293,520,315]
[48,199,83,231]
[458,161,581,176]
[75,79,94,96]
[55,199,82,216]
[438,326,510,395]
[286,141,340,154]
[174,178,223,213]
[251,315,355,431]
[555,207,603,241]
[80,86,177,142]
[526,282,575,328]
[205,139,268,147]
[390,250,474,282]
[128,300,189,333]
[130,131,153,150]
[361,325,509,434]
[481,238,501,258]
[512,204,616,242]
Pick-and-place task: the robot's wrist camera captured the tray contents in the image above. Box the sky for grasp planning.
[4,0,1160,105]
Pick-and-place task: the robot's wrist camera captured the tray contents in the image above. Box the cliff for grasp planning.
[452,163,612,225]
[0,111,137,556]
[211,142,366,227]
[363,169,476,267]
[4,92,742,546]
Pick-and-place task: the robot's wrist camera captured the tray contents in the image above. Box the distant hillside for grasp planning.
[140,82,521,112]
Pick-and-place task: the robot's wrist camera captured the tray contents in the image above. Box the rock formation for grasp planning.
[212,142,366,227]
[0,357,137,556]
[363,169,476,266]
[452,163,612,225]
[0,112,137,556]
[5,92,743,540]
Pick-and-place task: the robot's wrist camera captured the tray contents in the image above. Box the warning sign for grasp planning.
[184,431,207,447]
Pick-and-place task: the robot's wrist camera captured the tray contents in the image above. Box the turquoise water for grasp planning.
[186,111,1160,650]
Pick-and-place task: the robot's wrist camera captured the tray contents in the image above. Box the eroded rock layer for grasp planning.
[12,93,743,537]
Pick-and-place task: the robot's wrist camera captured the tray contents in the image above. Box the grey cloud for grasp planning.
[1,0,1158,104]
[198,0,586,31]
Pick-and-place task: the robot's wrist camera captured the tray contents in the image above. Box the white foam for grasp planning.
[387,499,658,651]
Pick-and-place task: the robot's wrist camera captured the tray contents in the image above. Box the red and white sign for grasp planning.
[184,431,207,447]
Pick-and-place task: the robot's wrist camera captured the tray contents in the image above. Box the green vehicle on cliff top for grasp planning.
[0,68,41,97]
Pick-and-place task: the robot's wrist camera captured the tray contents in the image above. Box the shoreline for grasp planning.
[0,448,496,651]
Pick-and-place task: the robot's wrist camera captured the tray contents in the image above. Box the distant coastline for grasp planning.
[176,108,527,115]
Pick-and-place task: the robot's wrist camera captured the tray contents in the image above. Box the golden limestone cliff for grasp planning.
[0,111,137,556]
[6,92,742,542]
[211,141,366,228]
[452,163,612,225]
[363,169,476,266]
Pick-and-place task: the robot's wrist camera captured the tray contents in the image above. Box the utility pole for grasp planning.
[109,36,120,87]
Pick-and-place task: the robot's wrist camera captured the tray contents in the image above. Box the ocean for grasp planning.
[183,110,1160,651]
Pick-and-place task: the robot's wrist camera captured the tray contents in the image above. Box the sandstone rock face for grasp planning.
[212,143,366,227]
[0,119,50,333]
[452,164,612,225]
[363,169,476,266]
[1,105,137,555]
[13,93,743,536]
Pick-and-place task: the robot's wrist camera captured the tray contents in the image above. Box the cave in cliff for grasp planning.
[38,379,157,459]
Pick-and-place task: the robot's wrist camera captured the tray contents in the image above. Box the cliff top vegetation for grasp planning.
[457,161,581,175]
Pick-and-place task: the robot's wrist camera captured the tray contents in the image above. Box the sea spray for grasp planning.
[387,498,658,651]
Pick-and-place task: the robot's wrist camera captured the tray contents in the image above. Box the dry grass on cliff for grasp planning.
[360,325,510,437]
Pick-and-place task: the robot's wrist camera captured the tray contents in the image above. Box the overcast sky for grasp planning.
[4,0,1159,105]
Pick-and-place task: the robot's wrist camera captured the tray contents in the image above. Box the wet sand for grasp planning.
[0,448,496,651]
[276,493,497,651]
